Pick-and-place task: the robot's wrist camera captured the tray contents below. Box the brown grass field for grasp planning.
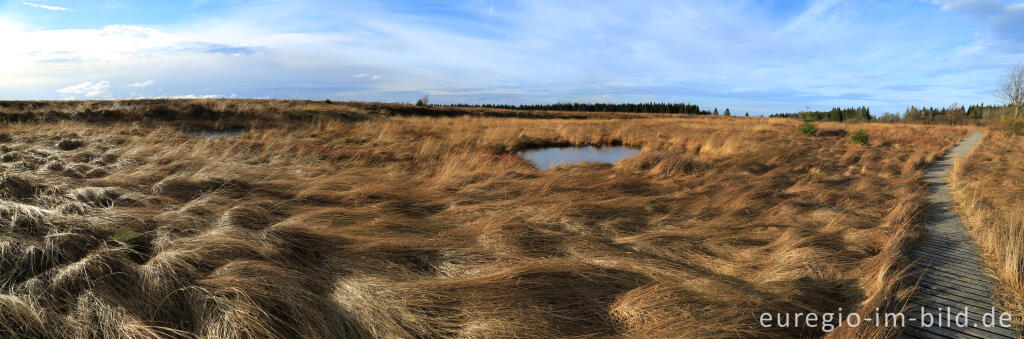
[0,100,972,338]
[952,132,1024,328]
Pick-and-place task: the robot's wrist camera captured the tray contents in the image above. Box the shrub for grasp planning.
[851,129,870,146]
[416,95,429,106]
[1002,117,1024,136]
[797,121,818,136]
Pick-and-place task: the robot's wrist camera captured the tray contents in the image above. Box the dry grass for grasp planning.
[950,133,1024,328]
[0,101,970,338]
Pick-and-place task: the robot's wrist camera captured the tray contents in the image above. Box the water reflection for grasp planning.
[517,146,640,170]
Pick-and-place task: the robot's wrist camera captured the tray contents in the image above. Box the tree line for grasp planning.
[442,102,708,115]
[888,103,1012,124]
[768,106,873,122]
[766,103,1019,125]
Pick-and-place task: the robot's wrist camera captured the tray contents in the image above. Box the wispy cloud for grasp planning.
[57,81,110,98]
[353,73,381,80]
[169,94,221,99]
[932,0,1024,46]
[128,80,155,88]
[22,1,70,11]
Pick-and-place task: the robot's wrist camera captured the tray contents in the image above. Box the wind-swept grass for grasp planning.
[0,102,969,338]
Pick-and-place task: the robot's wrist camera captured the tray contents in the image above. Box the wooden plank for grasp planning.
[918,239,983,255]
[917,258,987,276]
[900,323,961,339]
[920,239,983,254]
[915,240,984,257]
[915,265,996,286]
[917,255,987,274]
[913,262,996,283]
[915,285,993,310]
[913,252,987,270]
[913,247,986,265]
[909,269,995,296]
[918,279,1000,305]
[916,240,982,255]
[923,235,982,249]
[914,252,988,268]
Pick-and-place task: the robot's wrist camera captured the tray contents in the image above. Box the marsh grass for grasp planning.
[0,101,969,338]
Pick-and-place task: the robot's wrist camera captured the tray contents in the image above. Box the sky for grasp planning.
[1,0,1023,115]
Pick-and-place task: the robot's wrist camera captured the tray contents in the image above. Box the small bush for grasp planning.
[797,122,818,136]
[1002,117,1024,136]
[416,95,429,106]
[851,129,870,146]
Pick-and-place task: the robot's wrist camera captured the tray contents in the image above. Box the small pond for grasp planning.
[517,146,640,170]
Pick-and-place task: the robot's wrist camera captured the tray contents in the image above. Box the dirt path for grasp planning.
[901,131,1019,338]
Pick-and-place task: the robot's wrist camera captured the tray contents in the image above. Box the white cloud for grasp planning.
[354,73,381,80]
[169,94,221,99]
[22,1,70,11]
[129,80,155,88]
[57,81,110,97]
[930,0,1003,15]
[931,0,1024,46]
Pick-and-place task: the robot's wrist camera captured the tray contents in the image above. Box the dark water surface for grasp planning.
[517,146,640,170]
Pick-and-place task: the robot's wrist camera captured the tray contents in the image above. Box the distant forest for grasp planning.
[437,101,1014,124]
[442,102,710,115]
[769,103,1015,124]
[768,106,873,122]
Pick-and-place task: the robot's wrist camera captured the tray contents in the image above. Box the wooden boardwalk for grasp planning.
[901,131,1020,338]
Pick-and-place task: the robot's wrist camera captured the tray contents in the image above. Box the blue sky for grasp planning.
[1,0,1023,115]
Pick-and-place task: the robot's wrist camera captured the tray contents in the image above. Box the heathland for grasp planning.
[0,100,974,338]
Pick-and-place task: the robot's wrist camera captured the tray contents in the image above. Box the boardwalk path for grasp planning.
[901,131,1019,338]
